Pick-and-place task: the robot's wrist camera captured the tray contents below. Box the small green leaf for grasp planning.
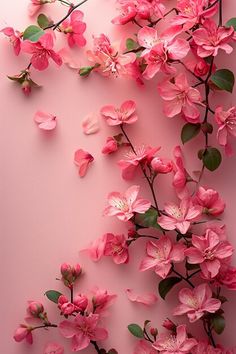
[225,18,236,30]
[158,277,182,300]
[23,25,44,42]
[128,324,144,338]
[212,314,225,334]
[186,262,200,271]
[202,147,222,171]
[210,69,235,93]
[135,207,161,230]
[37,14,52,29]
[108,350,118,354]
[126,38,138,51]
[181,123,201,144]
[45,290,62,304]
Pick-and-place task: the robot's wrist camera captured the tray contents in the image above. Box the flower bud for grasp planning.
[151,157,173,174]
[162,318,176,331]
[194,59,209,77]
[73,294,88,312]
[27,301,44,318]
[128,229,137,238]
[60,263,72,277]
[13,325,33,344]
[60,263,82,288]
[138,4,151,19]
[102,137,118,154]
[150,327,158,337]
[79,66,94,77]
[21,80,31,96]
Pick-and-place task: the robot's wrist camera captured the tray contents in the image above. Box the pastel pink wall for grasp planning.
[1,1,236,353]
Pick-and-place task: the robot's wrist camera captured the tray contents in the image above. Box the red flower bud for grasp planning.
[162,318,176,331]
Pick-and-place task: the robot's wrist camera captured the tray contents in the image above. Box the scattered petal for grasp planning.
[74,149,94,177]
[58,47,81,69]
[126,289,158,306]
[34,110,57,130]
[82,113,100,135]
[44,342,64,354]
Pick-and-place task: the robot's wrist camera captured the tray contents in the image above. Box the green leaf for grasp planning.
[128,324,144,338]
[23,25,44,42]
[126,38,138,51]
[45,290,62,304]
[225,18,236,30]
[186,262,200,271]
[202,147,222,171]
[212,314,225,334]
[210,69,235,93]
[135,207,161,230]
[37,14,52,29]
[108,350,118,354]
[181,123,201,144]
[158,277,182,300]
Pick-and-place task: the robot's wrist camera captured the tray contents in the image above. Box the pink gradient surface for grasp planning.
[1,1,236,353]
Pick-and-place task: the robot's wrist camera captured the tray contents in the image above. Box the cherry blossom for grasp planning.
[173,283,221,322]
[193,186,225,216]
[13,325,33,344]
[1,27,22,55]
[215,106,236,156]
[28,0,56,17]
[104,233,129,264]
[100,100,138,126]
[60,10,86,48]
[134,339,157,354]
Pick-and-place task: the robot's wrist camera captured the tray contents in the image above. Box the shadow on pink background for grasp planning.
[1,1,236,353]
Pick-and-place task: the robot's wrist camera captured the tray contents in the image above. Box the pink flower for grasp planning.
[185,228,234,278]
[102,137,118,154]
[138,26,189,78]
[1,27,22,55]
[103,185,151,222]
[104,233,129,264]
[21,33,62,71]
[74,149,94,177]
[91,288,117,315]
[126,288,157,306]
[215,106,236,156]
[34,110,57,130]
[82,113,100,135]
[118,146,160,180]
[73,294,89,312]
[151,157,173,174]
[82,234,108,261]
[172,146,189,199]
[214,264,236,290]
[171,0,218,30]
[87,34,136,77]
[58,295,76,315]
[100,100,137,126]
[44,342,64,354]
[59,313,108,351]
[153,324,197,353]
[60,10,86,48]
[158,73,202,123]
[28,0,56,17]
[140,237,186,278]
[173,283,221,322]
[192,19,234,57]
[194,186,225,216]
[192,341,222,354]
[27,301,44,318]
[158,199,201,234]
[13,325,33,344]
[134,339,157,354]
[112,2,137,25]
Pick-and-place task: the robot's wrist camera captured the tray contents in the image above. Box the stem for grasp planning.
[44,0,89,30]
[58,0,72,5]
[174,60,204,84]
[143,327,154,343]
[70,285,74,303]
[91,341,102,353]
[120,125,160,215]
[203,320,216,347]
[172,267,195,288]
[132,18,143,28]
[219,0,223,26]
[31,324,57,331]
[150,8,178,26]
[187,269,200,279]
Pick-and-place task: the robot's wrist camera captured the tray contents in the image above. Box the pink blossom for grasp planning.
[185,228,234,278]
[58,295,76,315]
[140,237,186,278]
[104,233,129,264]
[151,157,173,174]
[91,288,117,315]
[173,283,221,322]
[194,186,225,216]
[112,2,137,25]
[100,100,137,126]
[82,113,100,135]
[158,199,201,234]
[28,0,56,17]
[214,264,236,290]
[184,57,209,77]
[21,33,62,71]
[27,301,44,318]
[59,313,108,351]
[44,342,64,354]
[171,0,218,30]
[153,324,197,353]
[102,137,118,154]
[74,149,94,177]
[87,34,136,77]
[172,146,189,199]
[215,106,236,156]
[1,27,22,55]
[134,339,157,354]
[73,294,89,312]
[60,10,86,48]
[13,325,33,344]
[118,146,160,180]
[34,110,57,130]
[192,19,234,57]
[103,185,151,222]
[82,234,108,261]
[192,341,221,354]
[158,73,202,123]
[126,288,157,306]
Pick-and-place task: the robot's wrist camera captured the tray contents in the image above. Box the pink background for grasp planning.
[1,1,236,353]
